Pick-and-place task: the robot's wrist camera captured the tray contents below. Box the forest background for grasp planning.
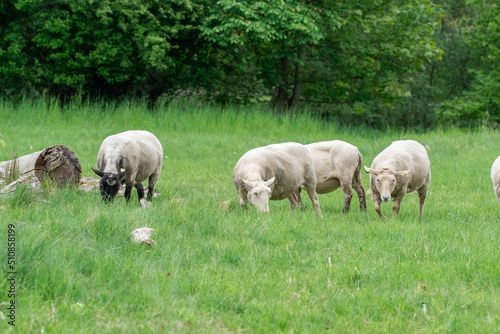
[0,0,499,129]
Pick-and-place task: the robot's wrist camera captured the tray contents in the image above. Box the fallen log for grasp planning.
[0,145,82,186]
[0,175,41,194]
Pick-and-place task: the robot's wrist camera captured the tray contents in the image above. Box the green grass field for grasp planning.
[1,99,500,333]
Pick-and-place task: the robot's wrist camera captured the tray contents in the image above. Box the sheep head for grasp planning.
[365,167,408,202]
[240,177,275,214]
[92,167,126,202]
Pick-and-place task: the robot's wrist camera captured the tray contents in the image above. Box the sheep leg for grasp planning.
[391,195,404,218]
[372,193,386,219]
[124,184,133,202]
[147,170,160,201]
[374,201,385,219]
[305,186,323,218]
[136,183,152,207]
[392,202,400,217]
[294,189,306,211]
[353,153,366,212]
[417,186,428,216]
[146,186,154,201]
[288,193,298,212]
[340,182,353,213]
[352,178,367,211]
[418,196,426,216]
[135,183,145,202]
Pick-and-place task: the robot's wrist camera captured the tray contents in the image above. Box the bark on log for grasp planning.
[0,145,82,186]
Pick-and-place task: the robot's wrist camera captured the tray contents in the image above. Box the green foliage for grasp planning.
[306,1,443,102]
[201,0,327,47]
[0,0,210,101]
[200,0,443,114]
[438,1,500,126]
[362,0,477,129]
[199,0,335,106]
[300,1,444,128]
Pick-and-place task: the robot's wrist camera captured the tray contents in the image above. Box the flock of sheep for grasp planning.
[91,130,500,216]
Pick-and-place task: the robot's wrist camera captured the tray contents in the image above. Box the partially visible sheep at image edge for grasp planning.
[491,156,500,201]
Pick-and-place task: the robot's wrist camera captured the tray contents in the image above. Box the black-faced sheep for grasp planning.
[92,130,163,206]
[233,142,322,217]
[365,140,431,218]
[295,140,366,213]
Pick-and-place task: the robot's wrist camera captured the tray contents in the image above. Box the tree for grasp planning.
[440,1,500,126]
[0,0,211,104]
[369,0,480,128]
[201,0,443,115]
[201,0,331,109]
[304,0,443,126]
[0,0,446,126]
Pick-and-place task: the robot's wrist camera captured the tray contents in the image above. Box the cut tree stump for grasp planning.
[0,145,82,186]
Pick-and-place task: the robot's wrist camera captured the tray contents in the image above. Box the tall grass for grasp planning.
[1,98,500,333]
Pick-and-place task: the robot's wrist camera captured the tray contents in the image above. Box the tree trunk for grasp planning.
[269,57,290,111]
[446,54,471,99]
[0,145,82,186]
[289,48,305,110]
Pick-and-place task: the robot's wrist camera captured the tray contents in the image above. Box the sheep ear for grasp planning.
[365,166,381,175]
[240,178,257,190]
[396,170,409,176]
[92,167,104,177]
[264,177,275,187]
[118,169,126,180]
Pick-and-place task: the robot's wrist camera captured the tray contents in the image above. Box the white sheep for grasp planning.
[295,140,366,213]
[365,140,431,218]
[491,156,500,201]
[233,142,322,217]
[92,130,163,206]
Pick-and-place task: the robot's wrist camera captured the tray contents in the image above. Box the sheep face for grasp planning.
[241,177,275,214]
[367,167,408,202]
[92,167,126,202]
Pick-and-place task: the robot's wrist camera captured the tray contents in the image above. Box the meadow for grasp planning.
[0,99,499,333]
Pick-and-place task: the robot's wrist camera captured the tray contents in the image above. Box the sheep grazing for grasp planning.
[92,130,163,206]
[365,140,431,218]
[491,156,500,201]
[233,142,322,217]
[295,140,366,213]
